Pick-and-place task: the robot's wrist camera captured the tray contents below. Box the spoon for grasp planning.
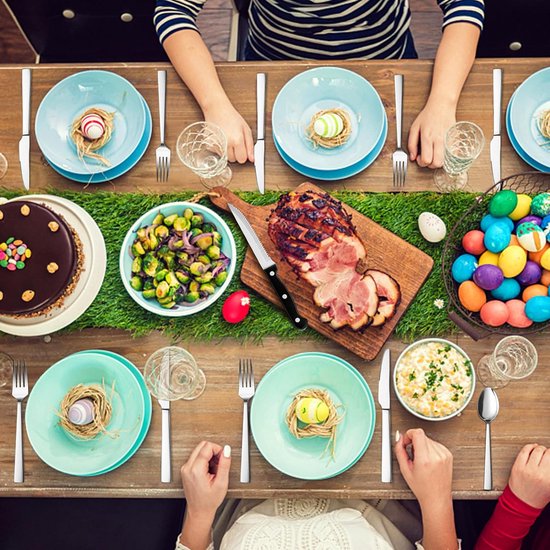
[478,387,500,491]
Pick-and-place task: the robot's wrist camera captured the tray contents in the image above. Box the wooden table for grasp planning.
[0,59,549,499]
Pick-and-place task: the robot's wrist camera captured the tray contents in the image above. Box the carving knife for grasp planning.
[227,202,307,330]
[158,349,171,483]
[254,73,266,194]
[378,348,392,483]
[490,68,502,189]
[19,69,31,190]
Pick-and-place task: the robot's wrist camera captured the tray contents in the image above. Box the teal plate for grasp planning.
[26,352,146,476]
[250,352,376,480]
[74,350,152,476]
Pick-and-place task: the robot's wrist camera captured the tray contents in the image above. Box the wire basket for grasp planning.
[442,172,550,340]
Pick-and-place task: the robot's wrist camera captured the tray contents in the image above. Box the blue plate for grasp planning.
[507,91,549,173]
[272,67,386,171]
[46,96,152,184]
[35,70,147,175]
[508,67,550,170]
[274,111,387,180]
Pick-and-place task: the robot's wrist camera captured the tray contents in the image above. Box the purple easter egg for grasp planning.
[473,264,504,291]
[516,261,543,286]
[516,215,542,230]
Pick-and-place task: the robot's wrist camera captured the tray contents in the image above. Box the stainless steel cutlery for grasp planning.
[378,349,392,483]
[491,68,503,188]
[156,70,171,182]
[478,387,499,491]
[238,358,255,483]
[392,74,407,188]
[254,73,266,194]
[19,69,31,190]
[12,360,28,483]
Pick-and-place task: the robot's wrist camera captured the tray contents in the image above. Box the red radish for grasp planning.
[222,290,250,323]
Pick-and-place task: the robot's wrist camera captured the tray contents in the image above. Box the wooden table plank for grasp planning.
[0,58,546,194]
[0,329,548,499]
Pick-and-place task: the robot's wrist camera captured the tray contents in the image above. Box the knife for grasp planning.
[490,68,502,189]
[254,73,266,194]
[378,348,392,483]
[227,202,307,330]
[19,68,31,190]
[158,350,171,483]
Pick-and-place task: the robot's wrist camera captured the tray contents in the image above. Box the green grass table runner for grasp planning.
[0,189,479,342]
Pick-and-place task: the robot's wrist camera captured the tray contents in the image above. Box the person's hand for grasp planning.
[509,444,550,509]
[203,100,254,164]
[408,98,456,169]
[181,441,232,521]
[395,428,453,509]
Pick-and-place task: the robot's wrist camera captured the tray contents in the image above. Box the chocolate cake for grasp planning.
[0,200,81,316]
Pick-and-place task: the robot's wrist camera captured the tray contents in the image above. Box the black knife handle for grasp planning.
[264,266,308,330]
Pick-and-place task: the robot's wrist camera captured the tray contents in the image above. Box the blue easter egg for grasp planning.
[525,296,550,322]
[491,278,521,301]
[484,222,512,253]
[481,214,514,233]
[452,254,478,283]
[541,215,550,241]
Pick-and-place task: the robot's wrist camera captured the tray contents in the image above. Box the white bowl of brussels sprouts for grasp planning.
[120,202,236,317]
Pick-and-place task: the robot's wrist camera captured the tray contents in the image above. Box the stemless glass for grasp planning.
[177,122,232,189]
[144,346,206,401]
[0,351,13,387]
[434,121,485,192]
[477,336,538,389]
[0,153,7,180]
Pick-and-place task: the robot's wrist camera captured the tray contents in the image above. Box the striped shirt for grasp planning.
[155,0,484,60]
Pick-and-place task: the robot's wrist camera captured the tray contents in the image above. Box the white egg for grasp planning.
[418,212,447,243]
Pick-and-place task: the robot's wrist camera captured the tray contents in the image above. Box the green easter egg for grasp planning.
[531,193,550,217]
[489,190,518,217]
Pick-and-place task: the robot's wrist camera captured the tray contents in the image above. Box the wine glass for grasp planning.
[0,153,7,180]
[477,336,538,389]
[434,121,485,192]
[144,346,206,401]
[0,351,13,388]
[176,122,232,189]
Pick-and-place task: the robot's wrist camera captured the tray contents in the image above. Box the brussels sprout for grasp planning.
[202,223,215,233]
[195,272,213,284]
[165,255,177,271]
[214,271,228,286]
[165,272,179,287]
[191,227,202,238]
[153,278,159,288]
[160,301,176,309]
[191,214,204,227]
[189,281,200,293]
[175,271,190,284]
[143,278,155,291]
[157,245,170,257]
[183,208,193,220]
[198,254,211,265]
[200,283,216,295]
[184,292,200,303]
[143,253,159,277]
[152,213,165,225]
[132,242,146,256]
[164,214,178,227]
[157,295,173,305]
[156,281,170,299]
[142,289,156,299]
[137,228,147,241]
[155,268,169,282]
[212,231,222,247]
[170,239,184,249]
[148,233,159,250]
[176,251,189,263]
[173,217,190,232]
[141,240,150,252]
[206,245,220,260]
[196,235,213,251]
[154,225,170,239]
[131,257,142,274]
[130,276,143,291]
[189,262,207,276]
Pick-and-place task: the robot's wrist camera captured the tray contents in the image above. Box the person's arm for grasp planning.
[395,428,458,550]
[408,0,485,169]
[177,441,232,550]
[475,444,550,550]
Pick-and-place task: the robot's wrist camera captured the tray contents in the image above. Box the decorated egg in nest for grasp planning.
[296,397,329,424]
[313,112,344,138]
[531,193,550,217]
[516,222,547,252]
[80,113,106,140]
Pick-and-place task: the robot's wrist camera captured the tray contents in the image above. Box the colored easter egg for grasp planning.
[418,212,447,243]
[531,193,550,217]
[473,264,504,291]
[489,190,518,217]
[458,281,487,312]
[484,222,511,253]
[222,290,250,323]
[491,278,521,301]
[516,261,542,286]
[462,230,486,255]
[480,300,509,327]
[296,397,330,424]
[529,242,550,265]
[452,254,478,283]
[522,284,548,302]
[542,270,550,286]
[516,215,542,228]
[509,194,533,221]
[516,222,547,252]
[505,299,534,328]
[481,214,514,232]
[80,113,105,140]
[498,246,527,278]
[314,112,344,138]
[509,235,520,247]
[479,250,500,266]
[541,215,550,233]
[541,249,550,271]
[525,295,550,322]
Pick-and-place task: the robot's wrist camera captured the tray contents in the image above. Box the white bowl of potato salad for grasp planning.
[393,338,475,421]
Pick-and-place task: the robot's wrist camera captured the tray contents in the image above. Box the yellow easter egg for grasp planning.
[296,397,330,424]
[509,194,533,221]
[541,249,550,271]
[498,245,527,278]
[479,250,500,266]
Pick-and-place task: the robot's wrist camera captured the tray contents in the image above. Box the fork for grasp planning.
[392,74,407,188]
[12,360,28,483]
[238,359,255,483]
[156,70,171,182]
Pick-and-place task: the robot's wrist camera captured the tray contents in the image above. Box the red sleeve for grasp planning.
[475,485,543,550]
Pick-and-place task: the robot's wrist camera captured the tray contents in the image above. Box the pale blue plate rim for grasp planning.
[250,352,376,480]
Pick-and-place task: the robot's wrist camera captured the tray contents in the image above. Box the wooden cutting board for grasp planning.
[210,183,433,361]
